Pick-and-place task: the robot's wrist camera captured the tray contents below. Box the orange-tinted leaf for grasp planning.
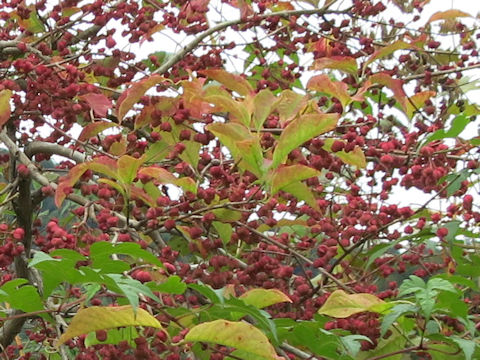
[55,163,89,207]
[318,290,385,318]
[428,9,471,23]
[200,69,254,97]
[140,23,165,45]
[368,73,407,112]
[138,166,177,184]
[56,306,161,347]
[365,41,411,68]
[87,156,119,179]
[181,77,211,118]
[271,165,320,194]
[203,94,250,125]
[78,121,117,142]
[117,75,166,122]
[185,320,281,360]
[311,56,358,75]
[129,185,156,207]
[253,89,276,129]
[0,90,12,128]
[117,155,144,185]
[307,74,351,108]
[79,93,112,117]
[14,6,45,33]
[405,91,436,119]
[239,289,292,308]
[271,112,339,169]
[273,90,308,124]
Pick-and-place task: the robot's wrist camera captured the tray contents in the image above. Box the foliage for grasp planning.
[0,0,479,359]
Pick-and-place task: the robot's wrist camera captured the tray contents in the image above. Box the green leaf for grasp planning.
[179,140,201,169]
[380,303,417,336]
[56,305,161,347]
[357,328,406,360]
[271,112,339,169]
[212,221,233,245]
[0,89,12,128]
[206,122,263,176]
[425,115,470,145]
[281,182,319,210]
[188,283,223,304]
[85,326,138,348]
[149,275,186,294]
[90,241,163,268]
[341,335,372,357]
[323,139,367,168]
[185,320,282,360]
[106,274,160,309]
[239,289,292,309]
[0,280,44,313]
[318,290,385,318]
[77,121,117,142]
[270,164,320,194]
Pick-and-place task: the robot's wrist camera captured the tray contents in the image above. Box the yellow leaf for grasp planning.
[185,320,282,360]
[318,290,385,318]
[56,306,161,347]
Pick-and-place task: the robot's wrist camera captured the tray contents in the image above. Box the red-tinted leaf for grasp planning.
[365,41,411,68]
[0,90,12,128]
[129,185,155,207]
[307,74,351,108]
[116,75,166,122]
[428,9,471,23]
[78,121,117,142]
[55,163,89,207]
[311,56,358,75]
[271,164,320,194]
[368,73,407,112]
[181,77,211,118]
[271,112,339,169]
[406,91,436,119]
[79,93,112,117]
[200,69,254,97]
